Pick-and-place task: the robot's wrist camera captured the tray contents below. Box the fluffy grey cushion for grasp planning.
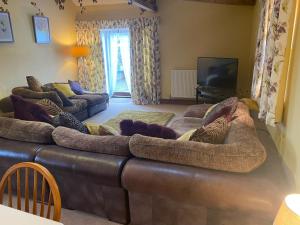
[130,111,267,173]
[0,117,54,144]
[52,126,130,156]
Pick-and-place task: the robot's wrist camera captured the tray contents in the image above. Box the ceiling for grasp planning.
[72,0,128,6]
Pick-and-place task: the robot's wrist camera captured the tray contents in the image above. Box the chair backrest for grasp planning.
[0,162,61,222]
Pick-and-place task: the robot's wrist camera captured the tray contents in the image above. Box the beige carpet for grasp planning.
[85,98,188,125]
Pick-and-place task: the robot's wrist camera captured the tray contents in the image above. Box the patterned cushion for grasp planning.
[37,99,63,116]
[52,112,88,134]
[42,86,73,107]
[26,76,43,92]
[189,117,230,144]
[52,83,75,97]
[203,97,238,126]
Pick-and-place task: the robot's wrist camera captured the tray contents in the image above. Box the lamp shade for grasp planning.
[274,194,300,225]
[71,46,91,58]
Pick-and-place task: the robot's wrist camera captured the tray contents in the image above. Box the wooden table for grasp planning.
[0,204,63,225]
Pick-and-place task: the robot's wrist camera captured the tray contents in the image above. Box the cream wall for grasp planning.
[77,0,256,99]
[0,0,77,98]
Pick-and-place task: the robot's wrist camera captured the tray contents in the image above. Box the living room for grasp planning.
[0,0,299,225]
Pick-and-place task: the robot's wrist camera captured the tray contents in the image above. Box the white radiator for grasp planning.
[171,70,197,99]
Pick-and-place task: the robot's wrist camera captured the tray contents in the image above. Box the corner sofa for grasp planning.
[10,83,109,120]
[0,103,293,225]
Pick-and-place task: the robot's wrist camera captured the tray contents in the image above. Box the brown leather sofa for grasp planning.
[0,105,293,225]
[121,113,293,225]
[0,137,130,224]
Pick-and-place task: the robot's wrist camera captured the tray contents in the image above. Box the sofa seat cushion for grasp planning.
[63,99,87,114]
[183,104,213,118]
[71,94,107,106]
[0,117,54,144]
[35,145,128,187]
[0,138,40,168]
[52,127,130,156]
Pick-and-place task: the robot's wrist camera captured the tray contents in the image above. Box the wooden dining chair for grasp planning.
[0,162,61,222]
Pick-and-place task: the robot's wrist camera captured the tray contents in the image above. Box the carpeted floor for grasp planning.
[85,98,188,125]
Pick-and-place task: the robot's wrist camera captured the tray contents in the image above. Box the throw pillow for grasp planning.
[42,86,73,107]
[26,76,43,92]
[53,83,75,97]
[189,117,230,144]
[85,123,119,136]
[37,99,63,116]
[120,119,178,139]
[52,112,88,134]
[68,80,84,95]
[203,97,238,126]
[10,95,52,124]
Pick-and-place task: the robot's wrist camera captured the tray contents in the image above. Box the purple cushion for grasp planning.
[10,95,52,124]
[68,80,84,95]
[120,120,178,140]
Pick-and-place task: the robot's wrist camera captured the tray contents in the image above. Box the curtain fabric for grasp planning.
[75,17,161,105]
[130,17,161,105]
[251,0,293,126]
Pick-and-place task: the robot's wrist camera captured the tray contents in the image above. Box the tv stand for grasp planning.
[196,86,236,104]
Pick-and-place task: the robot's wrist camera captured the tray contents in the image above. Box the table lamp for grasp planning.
[274,194,300,225]
[71,46,91,58]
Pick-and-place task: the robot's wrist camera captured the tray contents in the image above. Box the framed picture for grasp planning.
[0,12,14,43]
[32,16,50,44]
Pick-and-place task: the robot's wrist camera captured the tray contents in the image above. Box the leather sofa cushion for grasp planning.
[0,117,54,144]
[35,145,128,187]
[63,99,87,114]
[0,138,40,168]
[71,94,107,106]
[52,127,130,156]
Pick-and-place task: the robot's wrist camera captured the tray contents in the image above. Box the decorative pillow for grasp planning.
[240,98,259,112]
[37,99,63,116]
[203,97,238,126]
[52,83,75,97]
[26,76,43,92]
[0,117,54,144]
[85,123,119,136]
[183,104,213,118]
[52,112,88,134]
[42,86,73,107]
[68,80,84,95]
[120,119,178,140]
[10,95,52,124]
[189,117,230,144]
[52,127,130,156]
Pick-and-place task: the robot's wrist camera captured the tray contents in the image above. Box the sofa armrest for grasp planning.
[129,132,267,173]
[12,87,63,108]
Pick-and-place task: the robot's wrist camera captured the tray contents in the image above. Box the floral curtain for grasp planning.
[251,0,293,126]
[130,17,161,105]
[75,17,161,105]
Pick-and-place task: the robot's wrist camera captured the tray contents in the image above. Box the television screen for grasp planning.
[197,57,238,90]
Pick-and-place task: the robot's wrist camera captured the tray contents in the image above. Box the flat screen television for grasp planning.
[197,57,238,90]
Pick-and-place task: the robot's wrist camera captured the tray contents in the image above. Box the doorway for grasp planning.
[101,28,131,97]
